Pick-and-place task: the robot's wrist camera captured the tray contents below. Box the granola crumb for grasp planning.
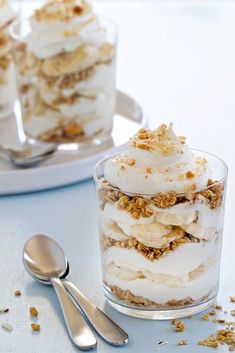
[230,297,235,303]
[117,195,153,219]
[210,310,216,316]
[214,304,223,310]
[153,192,177,208]
[186,171,195,179]
[29,307,39,317]
[177,339,188,346]
[31,323,40,331]
[216,328,235,345]
[0,308,9,313]
[174,320,186,332]
[198,336,218,348]
[202,313,211,321]
[14,290,21,296]
[1,323,13,332]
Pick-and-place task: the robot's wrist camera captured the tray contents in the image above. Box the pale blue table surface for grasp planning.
[1,1,235,352]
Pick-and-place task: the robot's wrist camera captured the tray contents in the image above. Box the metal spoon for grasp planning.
[0,143,57,168]
[23,234,97,350]
[23,234,129,346]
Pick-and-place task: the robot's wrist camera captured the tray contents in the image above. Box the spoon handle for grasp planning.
[63,280,128,346]
[51,277,97,350]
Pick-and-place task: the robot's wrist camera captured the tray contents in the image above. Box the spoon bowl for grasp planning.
[23,234,67,278]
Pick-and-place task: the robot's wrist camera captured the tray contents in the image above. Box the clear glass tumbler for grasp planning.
[9,17,117,145]
[94,150,228,319]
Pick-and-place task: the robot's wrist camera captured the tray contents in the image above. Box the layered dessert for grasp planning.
[13,0,116,142]
[0,0,17,117]
[96,124,226,310]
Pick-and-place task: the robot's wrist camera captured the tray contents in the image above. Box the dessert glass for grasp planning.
[94,150,228,319]
[0,0,17,119]
[9,13,117,145]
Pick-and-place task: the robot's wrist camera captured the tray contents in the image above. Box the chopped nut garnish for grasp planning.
[202,313,211,321]
[14,290,21,296]
[153,192,177,208]
[173,320,186,332]
[210,310,216,316]
[186,171,195,179]
[179,136,186,144]
[1,323,13,331]
[130,124,185,156]
[30,307,39,317]
[177,339,188,346]
[230,297,235,303]
[146,167,152,174]
[31,323,40,331]
[198,336,218,348]
[0,308,9,313]
[231,310,235,317]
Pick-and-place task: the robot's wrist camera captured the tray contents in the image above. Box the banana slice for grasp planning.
[117,222,185,248]
[101,219,127,241]
[181,222,218,240]
[155,211,197,226]
[41,44,99,77]
[106,262,143,280]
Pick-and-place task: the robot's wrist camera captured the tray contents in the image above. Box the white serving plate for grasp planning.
[0,91,147,195]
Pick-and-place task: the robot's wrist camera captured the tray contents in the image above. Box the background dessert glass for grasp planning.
[94,151,228,319]
[9,15,117,146]
[0,0,17,119]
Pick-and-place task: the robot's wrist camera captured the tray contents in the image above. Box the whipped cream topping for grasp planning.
[0,0,14,28]
[104,123,211,194]
[26,0,106,59]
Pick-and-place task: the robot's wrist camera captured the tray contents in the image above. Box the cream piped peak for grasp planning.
[104,123,211,194]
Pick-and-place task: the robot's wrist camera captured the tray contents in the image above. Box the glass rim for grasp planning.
[8,15,118,42]
[93,148,228,197]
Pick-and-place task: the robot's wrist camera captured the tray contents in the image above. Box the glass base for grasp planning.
[104,286,216,320]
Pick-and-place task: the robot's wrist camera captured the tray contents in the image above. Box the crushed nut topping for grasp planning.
[39,120,85,143]
[130,124,185,156]
[30,307,39,317]
[117,195,153,219]
[186,171,195,179]
[14,290,21,296]
[177,339,188,346]
[31,323,40,331]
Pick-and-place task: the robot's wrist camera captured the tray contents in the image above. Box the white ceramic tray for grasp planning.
[0,91,147,195]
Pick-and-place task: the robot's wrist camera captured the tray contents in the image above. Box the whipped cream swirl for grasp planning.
[26,0,106,59]
[104,124,211,194]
